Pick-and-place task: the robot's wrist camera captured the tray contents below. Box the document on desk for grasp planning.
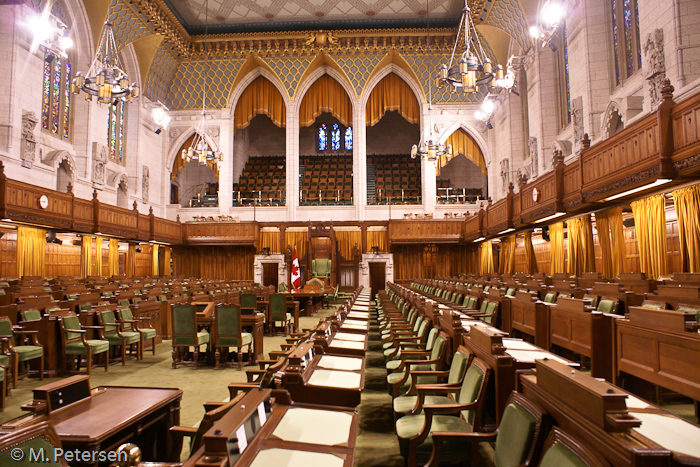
[249,448,345,467]
[272,407,353,445]
[317,355,363,371]
[307,369,361,389]
[333,332,366,342]
[330,340,365,350]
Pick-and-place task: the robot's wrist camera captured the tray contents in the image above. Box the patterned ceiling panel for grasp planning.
[160,0,464,33]
[482,0,531,52]
[335,52,385,96]
[167,58,245,109]
[261,55,315,98]
[144,43,180,105]
[112,0,152,49]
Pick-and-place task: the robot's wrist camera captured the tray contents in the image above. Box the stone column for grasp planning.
[218,118,233,214]
[422,157,437,214]
[353,103,367,219]
[286,107,300,220]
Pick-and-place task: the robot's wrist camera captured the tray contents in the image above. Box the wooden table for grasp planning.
[195,307,265,364]
[282,288,328,317]
[1,378,182,466]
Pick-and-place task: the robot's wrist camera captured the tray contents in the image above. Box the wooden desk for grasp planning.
[1,377,182,466]
[282,288,327,316]
[195,306,265,364]
[510,291,549,348]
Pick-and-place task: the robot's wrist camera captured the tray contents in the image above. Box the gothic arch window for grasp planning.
[40,2,72,140]
[344,127,353,150]
[107,100,125,164]
[318,124,328,151]
[611,0,642,85]
[331,123,341,150]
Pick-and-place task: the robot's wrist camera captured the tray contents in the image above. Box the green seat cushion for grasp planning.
[393,394,454,415]
[218,332,252,347]
[14,345,43,361]
[396,414,473,460]
[139,328,157,339]
[539,441,588,467]
[0,434,63,466]
[65,339,110,355]
[0,366,4,381]
[105,331,141,345]
[493,402,537,467]
[22,309,42,321]
[386,359,402,372]
[0,354,9,366]
[174,331,210,346]
[597,300,616,314]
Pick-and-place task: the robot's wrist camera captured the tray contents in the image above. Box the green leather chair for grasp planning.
[537,428,609,467]
[171,305,209,370]
[278,282,289,292]
[388,333,448,398]
[117,306,157,358]
[268,294,292,335]
[543,292,557,304]
[311,258,332,279]
[424,392,549,467]
[213,304,252,370]
[97,310,141,365]
[0,316,43,388]
[59,313,109,375]
[395,356,491,467]
[596,298,618,315]
[0,422,68,466]
[386,327,439,373]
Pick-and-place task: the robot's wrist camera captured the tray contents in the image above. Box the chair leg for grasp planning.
[104,351,109,372]
[86,353,91,376]
[39,355,44,380]
[121,342,126,366]
[172,347,177,369]
[0,376,5,411]
[193,347,199,370]
[215,348,220,371]
[12,356,18,389]
[151,337,156,355]
[237,348,243,371]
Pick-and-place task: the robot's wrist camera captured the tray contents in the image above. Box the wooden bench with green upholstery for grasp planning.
[117,306,157,358]
[213,304,252,370]
[395,355,491,467]
[59,313,109,375]
[0,316,43,388]
[97,310,141,365]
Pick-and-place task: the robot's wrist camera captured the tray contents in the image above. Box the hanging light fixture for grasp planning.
[435,0,513,94]
[180,0,223,169]
[529,0,567,50]
[150,101,171,135]
[71,6,138,103]
[411,1,452,162]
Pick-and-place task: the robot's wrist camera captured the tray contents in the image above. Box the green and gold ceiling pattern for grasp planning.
[74,0,535,110]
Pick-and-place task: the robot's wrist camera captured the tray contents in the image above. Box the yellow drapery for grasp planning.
[566,215,596,276]
[335,231,361,260]
[285,231,308,259]
[80,236,93,279]
[595,207,625,278]
[163,247,172,276]
[365,73,419,126]
[234,76,286,131]
[126,243,136,278]
[94,237,103,277]
[367,230,388,253]
[152,244,159,276]
[499,235,516,274]
[549,222,565,274]
[438,129,487,176]
[478,241,494,275]
[523,231,539,274]
[631,195,668,279]
[673,184,700,273]
[299,75,352,127]
[108,239,119,277]
[16,226,46,278]
[260,231,281,254]
[392,245,423,280]
[171,133,220,180]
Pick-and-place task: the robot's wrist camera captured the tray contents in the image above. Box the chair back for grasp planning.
[60,314,83,342]
[21,309,42,322]
[482,301,498,325]
[278,283,289,292]
[596,299,618,314]
[428,334,447,371]
[537,428,609,467]
[188,393,246,453]
[240,293,257,312]
[457,357,491,430]
[117,307,134,330]
[543,293,557,304]
[269,294,287,321]
[172,305,197,346]
[0,422,68,466]
[312,258,331,276]
[0,317,12,338]
[97,310,119,337]
[215,304,243,347]
[493,392,549,467]
[425,327,439,351]
[446,348,470,385]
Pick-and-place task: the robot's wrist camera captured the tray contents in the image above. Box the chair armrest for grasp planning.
[168,426,198,438]
[202,402,225,411]
[400,349,431,357]
[228,383,259,398]
[423,400,479,416]
[13,329,38,335]
[83,325,104,330]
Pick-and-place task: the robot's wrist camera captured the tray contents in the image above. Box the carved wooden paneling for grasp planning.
[1,180,74,229]
[388,220,463,244]
[512,193,521,226]
[463,210,484,242]
[0,238,16,277]
[72,199,94,232]
[97,204,138,238]
[183,222,259,245]
[520,172,559,224]
[671,92,700,175]
[138,214,150,241]
[45,243,80,277]
[562,162,583,211]
[485,197,511,235]
[581,114,660,201]
[153,218,182,244]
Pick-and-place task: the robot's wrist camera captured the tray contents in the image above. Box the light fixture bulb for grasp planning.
[482,100,495,115]
[152,107,165,122]
[59,36,73,50]
[529,26,540,38]
[542,2,565,27]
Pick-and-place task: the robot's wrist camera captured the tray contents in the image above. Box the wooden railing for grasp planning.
[388,219,463,244]
[182,221,259,246]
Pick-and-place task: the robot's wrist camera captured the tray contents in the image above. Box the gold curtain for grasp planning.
[234,76,286,131]
[673,184,700,272]
[365,73,419,126]
[392,245,423,280]
[126,243,136,278]
[152,244,159,276]
[80,236,93,279]
[285,231,308,258]
[299,75,352,127]
[336,231,361,260]
[631,195,668,279]
[595,207,625,278]
[108,239,119,276]
[438,129,487,176]
[367,230,388,253]
[260,231,281,254]
[94,237,103,277]
[16,226,46,278]
[478,241,494,275]
[171,133,220,180]
[523,231,539,274]
[163,247,172,276]
[499,235,516,274]
[566,215,596,276]
[549,222,565,274]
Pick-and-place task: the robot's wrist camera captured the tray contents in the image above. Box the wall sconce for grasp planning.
[371,246,380,255]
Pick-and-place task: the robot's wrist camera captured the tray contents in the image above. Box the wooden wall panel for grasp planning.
[173,246,255,280]
[0,238,16,278]
[45,243,80,277]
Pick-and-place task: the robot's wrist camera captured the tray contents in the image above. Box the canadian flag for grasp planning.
[291,248,301,289]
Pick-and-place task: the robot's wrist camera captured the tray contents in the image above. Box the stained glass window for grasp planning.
[344,127,353,150]
[331,124,340,150]
[318,124,327,151]
[611,0,641,85]
[41,51,71,138]
[107,100,125,164]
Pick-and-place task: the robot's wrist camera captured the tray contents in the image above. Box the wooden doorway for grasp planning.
[369,262,386,297]
[262,263,279,289]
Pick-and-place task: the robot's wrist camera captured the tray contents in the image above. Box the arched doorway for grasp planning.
[437,128,488,203]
